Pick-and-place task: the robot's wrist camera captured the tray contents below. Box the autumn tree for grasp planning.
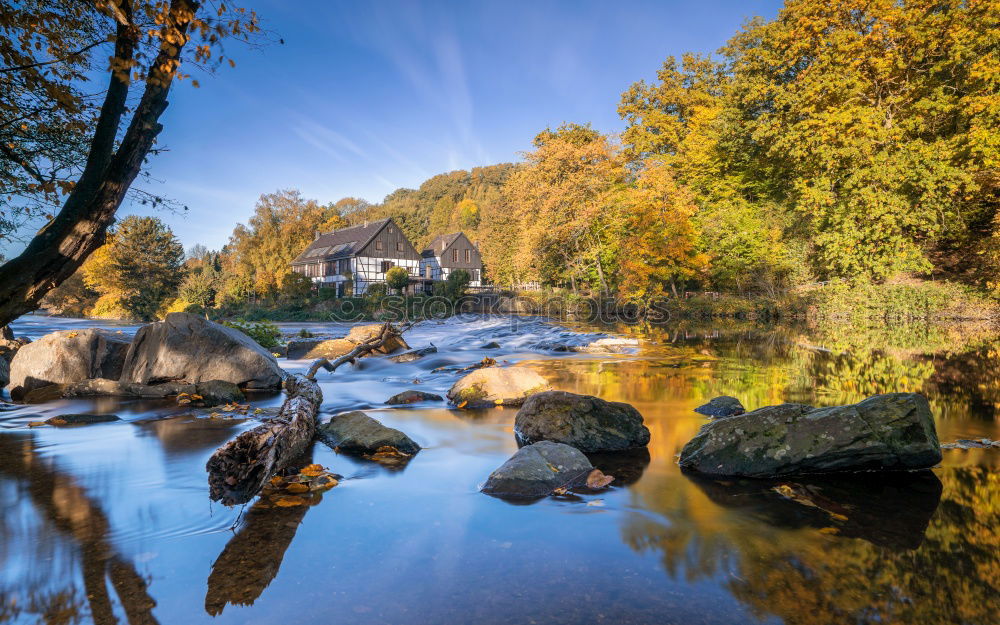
[0,0,260,328]
[82,215,184,320]
[502,123,623,294]
[224,190,341,299]
[724,0,1000,281]
[613,158,707,303]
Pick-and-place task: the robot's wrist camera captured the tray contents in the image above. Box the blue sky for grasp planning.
[117,0,783,252]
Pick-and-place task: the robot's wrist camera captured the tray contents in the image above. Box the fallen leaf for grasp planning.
[273,495,306,507]
[494,398,504,405]
[586,469,615,489]
[828,512,848,522]
[299,463,325,477]
[269,475,285,486]
[552,486,568,495]
[191,394,203,400]
[28,421,47,427]
[66,332,78,338]
[285,482,309,493]
[818,527,839,535]
[458,401,468,408]
[48,418,67,425]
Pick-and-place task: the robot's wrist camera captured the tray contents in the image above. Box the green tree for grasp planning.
[385,266,410,295]
[82,216,184,320]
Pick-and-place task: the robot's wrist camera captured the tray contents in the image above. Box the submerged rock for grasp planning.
[447,367,549,408]
[317,411,421,454]
[695,396,745,418]
[678,393,942,477]
[7,329,131,400]
[386,390,443,405]
[119,313,283,389]
[45,413,121,426]
[514,390,651,452]
[481,441,593,498]
[481,341,501,349]
[388,346,437,363]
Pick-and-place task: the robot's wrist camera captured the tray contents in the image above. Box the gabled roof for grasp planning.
[292,218,392,264]
[422,232,464,258]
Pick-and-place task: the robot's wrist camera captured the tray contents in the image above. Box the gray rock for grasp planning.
[45,413,121,426]
[7,329,131,400]
[386,390,443,405]
[514,390,651,452]
[119,313,283,389]
[193,380,245,405]
[317,411,421,454]
[695,396,745,418]
[447,367,549,408]
[388,346,437,363]
[678,393,942,477]
[481,341,501,349]
[481,441,593,498]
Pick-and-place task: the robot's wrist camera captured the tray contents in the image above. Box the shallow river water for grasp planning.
[1,314,997,625]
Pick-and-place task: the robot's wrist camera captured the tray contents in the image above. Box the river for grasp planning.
[0,313,997,624]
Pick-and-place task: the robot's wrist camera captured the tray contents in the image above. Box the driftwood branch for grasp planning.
[306,320,418,379]
[206,374,322,506]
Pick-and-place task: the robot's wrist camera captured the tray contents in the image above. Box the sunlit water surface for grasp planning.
[1,314,997,624]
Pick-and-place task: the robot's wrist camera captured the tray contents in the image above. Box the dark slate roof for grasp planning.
[292,218,391,264]
[422,232,463,258]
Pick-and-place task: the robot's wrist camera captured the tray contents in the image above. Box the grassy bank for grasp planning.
[508,280,999,322]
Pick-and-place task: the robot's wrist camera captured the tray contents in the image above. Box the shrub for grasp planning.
[223,319,282,349]
[385,266,410,294]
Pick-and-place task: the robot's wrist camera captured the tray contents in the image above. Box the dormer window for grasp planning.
[452,249,458,262]
[465,249,471,263]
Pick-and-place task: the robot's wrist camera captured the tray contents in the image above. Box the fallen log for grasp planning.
[206,374,322,506]
[306,320,417,379]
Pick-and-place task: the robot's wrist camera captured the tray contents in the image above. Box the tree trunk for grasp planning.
[206,374,322,506]
[0,0,199,329]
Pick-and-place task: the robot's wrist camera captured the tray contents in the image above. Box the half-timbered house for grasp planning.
[290,218,422,295]
[420,232,483,287]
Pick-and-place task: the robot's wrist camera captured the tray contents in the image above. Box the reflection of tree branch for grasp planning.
[0,437,160,625]
[204,499,310,616]
[205,452,316,616]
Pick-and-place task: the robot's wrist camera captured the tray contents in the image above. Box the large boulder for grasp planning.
[447,367,549,408]
[7,329,131,400]
[514,390,651,452]
[119,313,283,389]
[481,441,593,498]
[317,411,421,454]
[678,393,942,477]
[49,378,245,405]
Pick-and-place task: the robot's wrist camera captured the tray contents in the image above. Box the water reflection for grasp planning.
[686,471,942,550]
[0,314,996,625]
[0,434,159,625]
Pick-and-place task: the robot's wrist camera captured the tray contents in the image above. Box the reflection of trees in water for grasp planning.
[620,467,998,625]
[0,435,158,625]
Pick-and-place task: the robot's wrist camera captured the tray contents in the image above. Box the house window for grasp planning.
[395,241,403,252]
[426,265,432,278]
[381,260,393,273]
[375,240,384,251]
[465,249,471,263]
[452,249,458,263]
